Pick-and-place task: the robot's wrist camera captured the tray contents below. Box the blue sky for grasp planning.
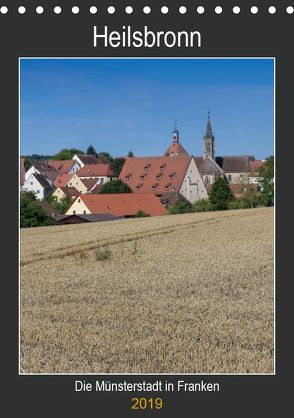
[20,58,274,159]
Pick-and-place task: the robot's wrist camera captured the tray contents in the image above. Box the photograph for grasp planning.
[19,58,275,374]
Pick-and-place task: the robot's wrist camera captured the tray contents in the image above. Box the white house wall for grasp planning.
[179,159,208,203]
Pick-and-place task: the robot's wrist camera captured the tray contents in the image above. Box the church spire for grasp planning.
[164,121,189,157]
[203,111,215,160]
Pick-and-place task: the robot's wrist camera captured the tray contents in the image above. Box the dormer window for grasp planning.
[125,175,129,182]
[169,172,176,181]
[136,183,143,192]
[152,183,158,192]
[165,182,172,191]
[140,174,146,181]
[144,164,151,173]
[156,173,162,181]
[160,164,166,173]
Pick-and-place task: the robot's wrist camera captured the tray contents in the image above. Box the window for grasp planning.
[152,186,156,192]
[125,176,129,182]
[205,177,210,187]
[136,186,141,192]
[83,210,86,214]
[36,190,40,194]
[156,174,161,181]
[239,175,244,183]
[144,165,150,173]
[160,164,166,173]
[141,175,145,181]
[78,198,81,203]
[30,182,33,185]
[228,175,232,182]
[73,210,76,215]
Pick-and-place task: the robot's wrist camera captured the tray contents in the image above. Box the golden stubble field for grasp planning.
[20,207,274,374]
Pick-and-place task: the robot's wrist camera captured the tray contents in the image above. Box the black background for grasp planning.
[1,0,292,416]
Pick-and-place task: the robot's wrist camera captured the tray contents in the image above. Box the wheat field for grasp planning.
[20,207,274,374]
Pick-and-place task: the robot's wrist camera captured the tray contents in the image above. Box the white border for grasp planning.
[19,56,276,376]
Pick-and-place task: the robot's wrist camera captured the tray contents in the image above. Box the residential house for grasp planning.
[248,160,264,184]
[119,155,207,204]
[52,187,80,202]
[76,164,115,185]
[53,173,74,189]
[65,193,167,217]
[25,161,59,186]
[47,159,80,174]
[65,173,99,194]
[72,154,109,167]
[23,173,53,200]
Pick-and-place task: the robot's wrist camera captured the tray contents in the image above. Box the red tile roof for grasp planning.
[77,164,114,177]
[58,187,80,198]
[48,160,76,173]
[72,193,166,217]
[165,141,189,157]
[80,178,98,191]
[53,173,74,188]
[249,160,264,173]
[119,156,191,195]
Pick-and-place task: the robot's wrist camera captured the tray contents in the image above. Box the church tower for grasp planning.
[165,122,189,157]
[203,112,215,160]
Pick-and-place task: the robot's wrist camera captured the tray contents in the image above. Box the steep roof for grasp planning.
[71,193,166,217]
[80,178,99,191]
[58,187,80,198]
[48,159,75,173]
[53,173,74,188]
[198,157,223,175]
[75,154,109,165]
[216,156,254,173]
[77,164,114,177]
[165,141,189,157]
[32,173,53,189]
[119,156,191,195]
[33,161,60,182]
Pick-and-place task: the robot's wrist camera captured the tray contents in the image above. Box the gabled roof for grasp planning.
[53,173,74,188]
[75,154,109,165]
[57,187,80,198]
[165,141,189,157]
[76,164,114,177]
[198,156,223,175]
[33,161,60,182]
[48,159,76,173]
[69,193,166,217]
[32,173,53,189]
[216,156,254,173]
[119,156,192,195]
[80,178,99,191]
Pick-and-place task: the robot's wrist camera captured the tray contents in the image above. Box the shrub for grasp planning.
[167,196,192,214]
[95,247,112,261]
[134,210,149,218]
[192,198,214,212]
[20,192,55,228]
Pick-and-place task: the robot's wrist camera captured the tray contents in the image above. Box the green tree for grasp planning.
[98,152,113,163]
[86,144,96,155]
[110,157,126,177]
[20,192,55,228]
[52,148,84,160]
[209,176,234,210]
[46,194,72,214]
[98,179,132,194]
[259,156,274,206]
[23,157,32,171]
[167,196,192,214]
[128,150,134,157]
